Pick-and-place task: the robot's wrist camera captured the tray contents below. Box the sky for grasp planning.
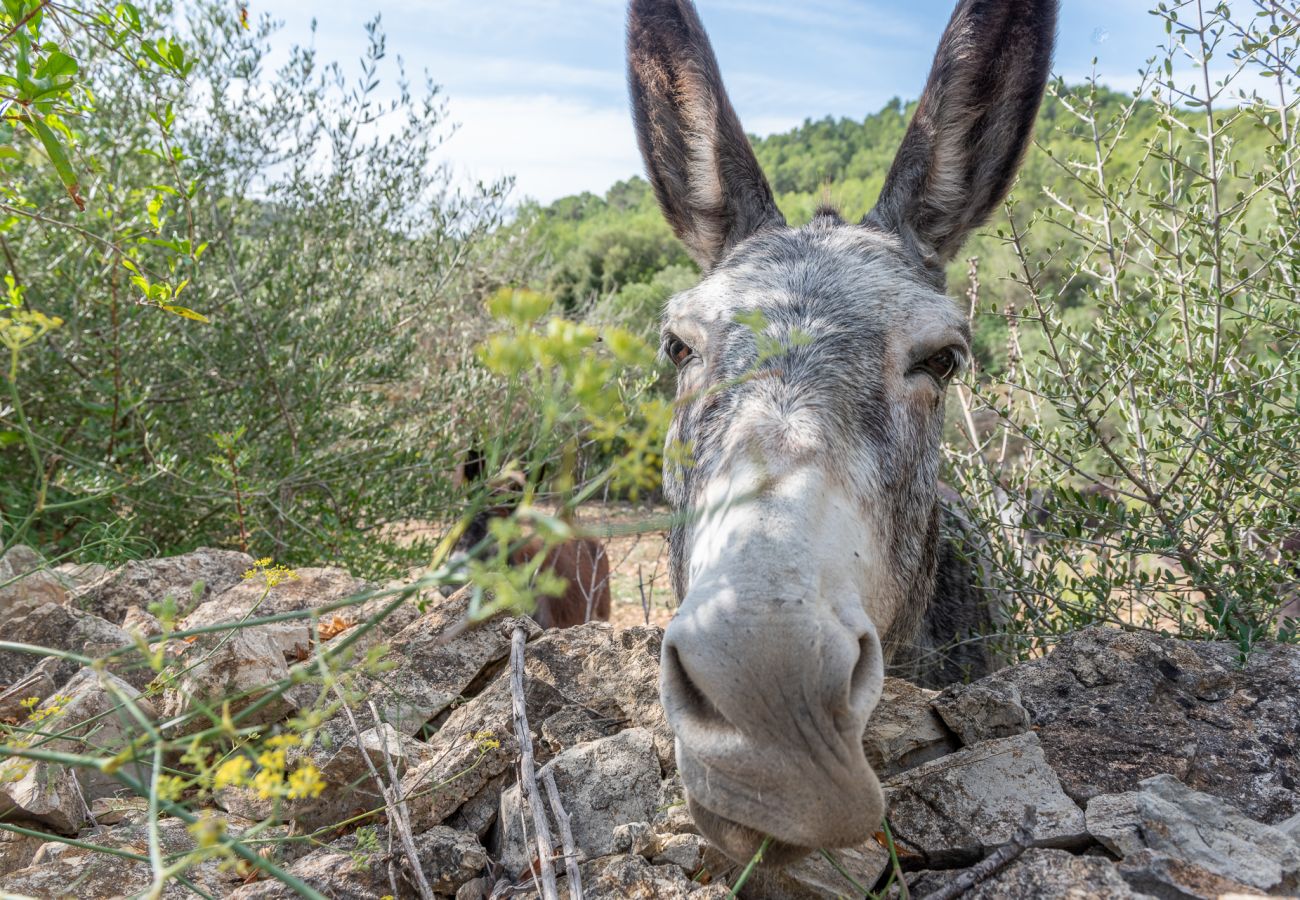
[257,1,1220,204]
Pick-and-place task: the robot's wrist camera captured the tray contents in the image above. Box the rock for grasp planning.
[983,627,1300,822]
[359,587,538,735]
[931,678,1031,745]
[217,722,431,829]
[652,774,697,837]
[1116,848,1268,900]
[1,816,238,898]
[446,771,509,839]
[863,677,959,777]
[0,656,60,719]
[180,566,370,662]
[570,853,726,899]
[1281,810,1300,842]
[0,545,68,617]
[0,829,43,877]
[409,825,490,894]
[159,625,296,736]
[511,624,675,769]
[500,728,661,877]
[120,605,163,638]
[0,758,87,834]
[52,561,108,589]
[224,848,391,899]
[613,821,656,855]
[88,796,150,826]
[715,838,889,899]
[2,668,155,805]
[653,833,706,874]
[0,603,139,690]
[883,732,1089,866]
[1086,774,1300,892]
[70,548,254,623]
[896,848,1149,899]
[1086,791,1146,856]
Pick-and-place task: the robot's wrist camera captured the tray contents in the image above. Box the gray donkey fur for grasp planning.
[629,0,1056,859]
[632,0,1054,689]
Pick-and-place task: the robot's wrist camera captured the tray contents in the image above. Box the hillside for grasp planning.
[518,84,1269,375]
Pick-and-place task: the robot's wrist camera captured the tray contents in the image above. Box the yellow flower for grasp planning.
[213,755,253,790]
[285,763,326,799]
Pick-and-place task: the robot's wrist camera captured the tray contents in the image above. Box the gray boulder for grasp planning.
[863,677,959,778]
[499,728,661,877]
[978,627,1300,822]
[0,545,68,617]
[159,625,297,735]
[1086,774,1300,892]
[883,732,1089,866]
[70,548,254,623]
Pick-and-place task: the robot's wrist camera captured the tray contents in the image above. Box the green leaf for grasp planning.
[160,304,210,323]
[34,49,78,81]
[26,114,84,210]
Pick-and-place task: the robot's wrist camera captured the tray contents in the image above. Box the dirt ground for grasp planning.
[574,501,677,630]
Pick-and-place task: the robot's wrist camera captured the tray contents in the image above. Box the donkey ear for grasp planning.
[866,0,1057,268]
[628,0,784,270]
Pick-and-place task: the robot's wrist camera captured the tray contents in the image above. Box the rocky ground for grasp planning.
[1,545,1299,899]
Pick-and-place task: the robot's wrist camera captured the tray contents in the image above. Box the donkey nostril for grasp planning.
[847,634,882,712]
[663,645,729,730]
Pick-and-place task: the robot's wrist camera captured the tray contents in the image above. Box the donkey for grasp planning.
[450,450,612,628]
[627,0,1056,864]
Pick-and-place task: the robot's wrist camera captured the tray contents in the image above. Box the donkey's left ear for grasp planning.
[866,0,1057,268]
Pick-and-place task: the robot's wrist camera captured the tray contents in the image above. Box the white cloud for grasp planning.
[442,94,640,203]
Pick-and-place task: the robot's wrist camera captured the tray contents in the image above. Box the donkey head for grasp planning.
[628,0,1056,863]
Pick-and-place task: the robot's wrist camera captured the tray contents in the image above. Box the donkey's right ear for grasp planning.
[628,0,784,271]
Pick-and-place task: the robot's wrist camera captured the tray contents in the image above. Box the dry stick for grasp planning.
[510,624,560,900]
[542,769,584,900]
[369,700,438,900]
[917,806,1037,900]
[332,688,435,900]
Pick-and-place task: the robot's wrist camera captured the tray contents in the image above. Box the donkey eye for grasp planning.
[913,347,963,383]
[665,334,694,368]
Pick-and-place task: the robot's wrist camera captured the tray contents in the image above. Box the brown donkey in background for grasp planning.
[450,450,611,629]
[628,0,1057,864]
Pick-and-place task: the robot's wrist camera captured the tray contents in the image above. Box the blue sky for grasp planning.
[260,1,1197,203]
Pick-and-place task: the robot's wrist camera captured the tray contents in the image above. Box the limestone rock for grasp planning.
[1,816,238,898]
[70,548,254,623]
[719,839,889,900]
[217,722,431,829]
[409,825,490,894]
[3,668,155,804]
[358,587,538,735]
[897,848,1150,899]
[121,604,163,638]
[0,829,43,877]
[883,732,1089,866]
[863,677,959,777]
[0,758,87,834]
[1086,790,1146,856]
[1087,774,1300,892]
[983,627,1300,822]
[569,853,727,899]
[0,545,68,617]
[180,566,370,662]
[0,603,139,690]
[500,728,661,877]
[51,561,108,589]
[931,678,1031,745]
[1116,848,1269,900]
[159,625,296,735]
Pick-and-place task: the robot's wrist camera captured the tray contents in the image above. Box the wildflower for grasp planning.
[285,763,326,799]
[242,558,299,587]
[213,755,253,790]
